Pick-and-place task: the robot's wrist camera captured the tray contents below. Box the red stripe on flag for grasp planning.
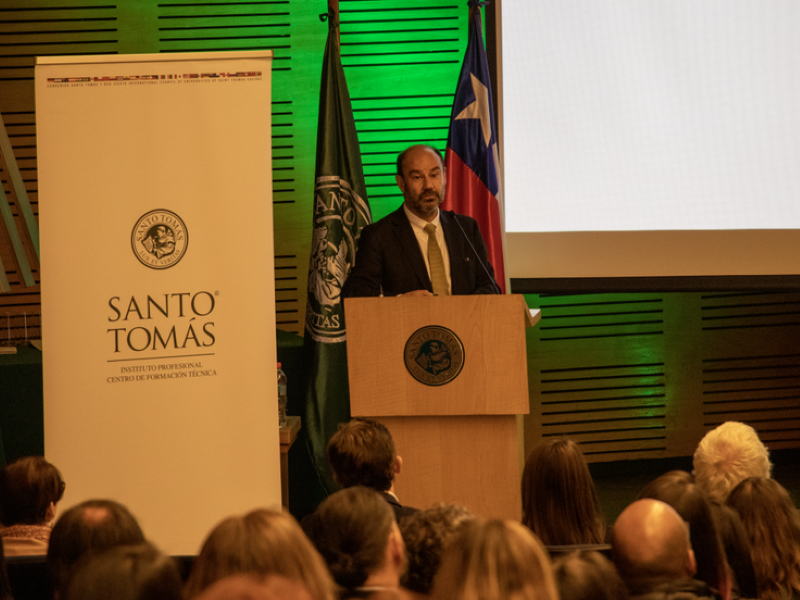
[444,149,506,294]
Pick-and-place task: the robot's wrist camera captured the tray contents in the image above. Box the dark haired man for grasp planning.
[342,144,498,298]
[327,418,417,521]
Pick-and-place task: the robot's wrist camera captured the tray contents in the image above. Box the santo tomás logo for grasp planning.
[404,326,465,387]
[131,209,188,269]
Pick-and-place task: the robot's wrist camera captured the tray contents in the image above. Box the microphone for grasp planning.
[447,210,501,295]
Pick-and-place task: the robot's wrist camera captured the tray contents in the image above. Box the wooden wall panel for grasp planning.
[0,0,468,339]
[524,291,800,461]
[2,2,797,459]
[698,292,800,450]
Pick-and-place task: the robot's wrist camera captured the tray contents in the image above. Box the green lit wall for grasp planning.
[0,0,470,335]
[523,290,800,461]
[3,1,798,462]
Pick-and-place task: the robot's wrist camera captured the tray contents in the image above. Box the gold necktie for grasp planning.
[424,223,449,296]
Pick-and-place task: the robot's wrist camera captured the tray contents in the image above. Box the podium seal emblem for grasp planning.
[131,209,188,269]
[404,325,465,387]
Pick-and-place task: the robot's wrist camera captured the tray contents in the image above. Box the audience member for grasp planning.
[693,422,771,504]
[64,541,182,600]
[709,503,758,599]
[47,498,145,599]
[726,477,800,600]
[521,437,607,545]
[194,574,317,600]
[183,508,335,600]
[327,418,417,521]
[612,499,722,600]
[0,456,65,556]
[399,503,474,598]
[431,518,558,600]
[552,550,629,600]
[0,538,11,600]
[303,486,406,599]
[638,471,731,600]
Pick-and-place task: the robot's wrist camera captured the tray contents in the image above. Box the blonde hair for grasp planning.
[431,519,559,600]
[183,509,335,600]
[693,422,771,503]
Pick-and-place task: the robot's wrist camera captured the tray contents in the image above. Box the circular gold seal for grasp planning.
[131,209,188,269]
[404,325,465,387]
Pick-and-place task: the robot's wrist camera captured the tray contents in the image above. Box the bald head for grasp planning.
[47,499,145,596]
[612,499,696,591]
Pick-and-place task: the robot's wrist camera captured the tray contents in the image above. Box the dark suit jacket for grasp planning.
[342,207,498,297]
[299,490,418,537]
[382,491,418,523]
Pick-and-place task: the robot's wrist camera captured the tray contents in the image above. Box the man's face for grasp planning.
[396,146,446,222]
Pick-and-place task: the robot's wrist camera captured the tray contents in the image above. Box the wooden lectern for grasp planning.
[345,294,540,519]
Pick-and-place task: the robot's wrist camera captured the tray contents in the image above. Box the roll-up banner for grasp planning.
[35,51,278,554]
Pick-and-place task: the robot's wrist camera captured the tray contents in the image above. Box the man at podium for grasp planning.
[342,144,499,298]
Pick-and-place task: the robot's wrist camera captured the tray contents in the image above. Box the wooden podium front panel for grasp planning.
[377,415,521,520]
[346,295,529,416]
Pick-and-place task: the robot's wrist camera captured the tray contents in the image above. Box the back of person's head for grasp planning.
[0,537,11,600]
[64,542,181,600]
[303,486,399,592]
[183,508,334,600]
[552,550,628,600]
[327,419,396,491]
[638,470,729,596]
[194,574,314,600]
[399,503,475,595]
[47,499,145,597]
[0,456,65,526]
[612,499,697,593]
[710,502,759,599]
[521,437,605,545]
[726,477,800,600]
[693,422,771,504]
[431,518,558,600]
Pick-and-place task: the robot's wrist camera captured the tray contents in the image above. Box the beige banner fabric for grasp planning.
[35,51,279,555]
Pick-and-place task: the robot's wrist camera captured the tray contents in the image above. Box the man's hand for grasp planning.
[400,289,434,297]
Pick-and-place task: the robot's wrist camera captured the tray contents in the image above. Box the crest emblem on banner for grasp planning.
[305,175,369,343]
[131,209,188,270]
[404,325,465,386]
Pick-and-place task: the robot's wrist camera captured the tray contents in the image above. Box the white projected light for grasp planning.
[502,1,800,278]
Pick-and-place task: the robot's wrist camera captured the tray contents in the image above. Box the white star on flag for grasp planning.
[455,73,492,147]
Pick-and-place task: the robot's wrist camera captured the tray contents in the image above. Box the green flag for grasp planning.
[302,9,372,495]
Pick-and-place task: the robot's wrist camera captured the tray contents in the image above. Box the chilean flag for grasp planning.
[443,1,506,294]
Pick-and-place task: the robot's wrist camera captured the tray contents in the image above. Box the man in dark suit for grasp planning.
[342,144,499,297]
[326,418,417,522]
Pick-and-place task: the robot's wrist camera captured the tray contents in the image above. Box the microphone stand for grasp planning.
[448,210,502,295]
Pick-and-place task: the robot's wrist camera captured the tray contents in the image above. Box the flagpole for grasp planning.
[443,0,507,293]
[328,0,340,42]
[304,0,372,498]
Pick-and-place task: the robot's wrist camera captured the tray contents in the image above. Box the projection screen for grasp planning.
[501,1,800,280]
